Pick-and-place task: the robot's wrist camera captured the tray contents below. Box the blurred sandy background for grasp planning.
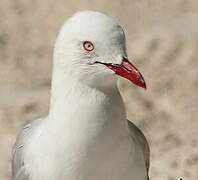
[0,0,198,179]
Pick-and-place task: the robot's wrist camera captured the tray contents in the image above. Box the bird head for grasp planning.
[53,11,146,90]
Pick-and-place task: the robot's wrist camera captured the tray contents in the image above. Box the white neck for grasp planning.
[50,75,125,123]
[33,57,134,180]
[47,58,126,132]
[44,55,128,151]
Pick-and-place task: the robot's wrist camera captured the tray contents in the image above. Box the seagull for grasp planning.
[12,11,150,180]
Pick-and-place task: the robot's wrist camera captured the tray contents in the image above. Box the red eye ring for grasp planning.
[83,41,94,51]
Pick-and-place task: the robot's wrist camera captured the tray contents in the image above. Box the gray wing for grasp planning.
[12,118,43,180]
[127,120,150,179]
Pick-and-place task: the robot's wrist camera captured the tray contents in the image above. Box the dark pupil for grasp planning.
[87,44,91,48]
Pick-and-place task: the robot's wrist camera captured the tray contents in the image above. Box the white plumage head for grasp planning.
[52,11,146,89]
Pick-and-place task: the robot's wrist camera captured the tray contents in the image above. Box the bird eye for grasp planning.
[83,41,94,51]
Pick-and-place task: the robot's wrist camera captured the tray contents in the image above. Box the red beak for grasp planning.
[102,57,146,89]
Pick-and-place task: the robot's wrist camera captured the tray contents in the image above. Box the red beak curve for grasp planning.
[102,57,146,89]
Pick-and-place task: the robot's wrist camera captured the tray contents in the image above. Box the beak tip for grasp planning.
[139,82,147,89]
